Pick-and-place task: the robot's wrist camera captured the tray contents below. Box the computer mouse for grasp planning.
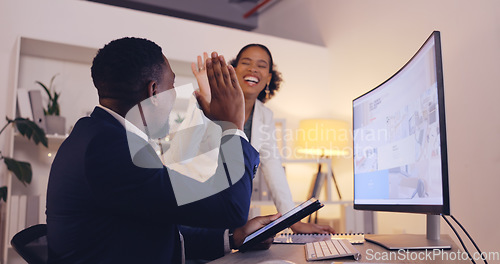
[257,260,296,264]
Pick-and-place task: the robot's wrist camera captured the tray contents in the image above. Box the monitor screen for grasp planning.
[353,31,450,215]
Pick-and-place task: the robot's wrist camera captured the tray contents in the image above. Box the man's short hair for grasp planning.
[91,37,165,102]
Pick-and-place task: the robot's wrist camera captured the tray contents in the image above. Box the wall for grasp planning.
[307,0,500,260]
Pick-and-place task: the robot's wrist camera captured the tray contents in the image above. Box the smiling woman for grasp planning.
[230,44,281,107]
[226,44,336,234]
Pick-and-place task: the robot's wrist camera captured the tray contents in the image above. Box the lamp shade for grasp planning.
[296,119,350,157]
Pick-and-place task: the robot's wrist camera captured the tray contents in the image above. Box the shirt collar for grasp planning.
[96,105,149,142]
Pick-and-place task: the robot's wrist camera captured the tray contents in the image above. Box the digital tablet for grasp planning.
[239,198,324,252]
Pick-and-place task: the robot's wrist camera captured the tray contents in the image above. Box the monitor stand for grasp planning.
[365,214,453,250]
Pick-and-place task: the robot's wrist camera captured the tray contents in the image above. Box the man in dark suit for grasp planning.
[46,37,274,263]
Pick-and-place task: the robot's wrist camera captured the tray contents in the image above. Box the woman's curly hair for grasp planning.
[230,44,283,103]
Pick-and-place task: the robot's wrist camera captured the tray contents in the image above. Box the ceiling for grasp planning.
[87,0,278,31]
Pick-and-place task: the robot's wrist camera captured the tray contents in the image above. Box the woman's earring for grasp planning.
[265,84,270,99]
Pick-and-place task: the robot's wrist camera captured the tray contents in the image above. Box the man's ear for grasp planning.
[147,80,157,98]
[147,80,159,106]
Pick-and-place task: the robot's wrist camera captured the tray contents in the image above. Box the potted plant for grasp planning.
[36,74,66,135]
[0,117,48,202]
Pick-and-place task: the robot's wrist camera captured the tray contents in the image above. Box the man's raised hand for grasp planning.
[199,52,244,130]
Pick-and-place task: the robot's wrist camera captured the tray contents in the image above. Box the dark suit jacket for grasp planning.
[46,107,259,263]
[179,225,227,261]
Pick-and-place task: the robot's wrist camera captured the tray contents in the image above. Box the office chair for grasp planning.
[11,224,48,264]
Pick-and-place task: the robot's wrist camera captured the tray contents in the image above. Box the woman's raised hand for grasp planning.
[191,52,211,106]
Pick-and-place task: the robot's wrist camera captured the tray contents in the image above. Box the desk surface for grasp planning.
[208,235,468,264]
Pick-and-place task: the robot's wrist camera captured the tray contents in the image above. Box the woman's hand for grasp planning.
[191,52,211,105]
[290,221,335,234]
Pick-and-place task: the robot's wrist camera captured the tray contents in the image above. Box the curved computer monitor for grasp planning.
[352,31,451,249]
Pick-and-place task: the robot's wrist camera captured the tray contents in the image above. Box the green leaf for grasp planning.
[13,117,48,147]
[49,73,59,89]
[36,81,53,101]
[0,186,6,202]
[53,93,60,116]
[36,75,61,116]
[3,157,32,186]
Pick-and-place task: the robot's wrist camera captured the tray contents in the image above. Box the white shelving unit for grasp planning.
[1,36,98,264]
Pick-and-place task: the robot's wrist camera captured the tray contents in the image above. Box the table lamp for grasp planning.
[295,119,350,201]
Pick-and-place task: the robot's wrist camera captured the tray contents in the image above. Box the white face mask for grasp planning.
[125,85,177,140]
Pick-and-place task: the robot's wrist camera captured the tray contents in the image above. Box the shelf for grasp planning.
[14,133,67,146]
[46,134,67,145]
[20,37,97,64]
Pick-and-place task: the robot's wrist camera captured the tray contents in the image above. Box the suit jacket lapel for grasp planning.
[90,106,124,130]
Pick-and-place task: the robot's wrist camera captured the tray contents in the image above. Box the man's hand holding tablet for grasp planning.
[238,198,324,252]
